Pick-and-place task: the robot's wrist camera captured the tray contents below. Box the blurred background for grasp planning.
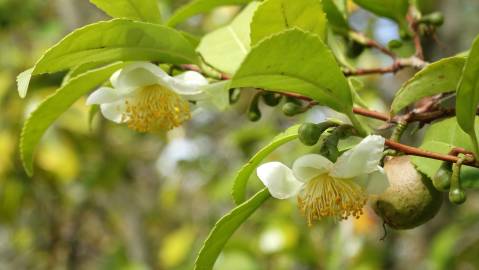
[1,0,479,269]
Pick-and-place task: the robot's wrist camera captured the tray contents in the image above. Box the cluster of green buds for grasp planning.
[433,154,473,205]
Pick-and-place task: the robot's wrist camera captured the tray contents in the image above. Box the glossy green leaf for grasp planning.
[90,0,162,23]
[353,0,408,28]
[17,19,198,97]
[194,188,270,270]
[391,56,466,114]
[456,35,479,156]
[232,125,299,204]
[250,0,327,46]
[166,0,253,27]
[231,29,353,113]
[322,0,349,35]
[20,63,123,176]
[197,3,258,75]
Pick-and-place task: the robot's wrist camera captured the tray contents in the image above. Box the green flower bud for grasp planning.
[229,89,241,104]
[248,93,262,122]
[449,188,466,205]
[388,39,403,49]
[420,12,444,26]
[346,40,365,58]
[262,92,282,107]
[432,162,452,191]
[282,101,304,117]
[298,121,340,146]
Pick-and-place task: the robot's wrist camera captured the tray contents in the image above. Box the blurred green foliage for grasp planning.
[2,0,479,269]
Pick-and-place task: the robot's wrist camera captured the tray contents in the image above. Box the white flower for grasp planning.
[87,62,210,132]
[256,135,388,225]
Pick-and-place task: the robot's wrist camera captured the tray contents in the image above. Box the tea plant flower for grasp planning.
[256,135,388,225]
[86,62,209,132]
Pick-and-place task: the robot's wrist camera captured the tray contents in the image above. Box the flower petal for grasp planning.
[194,81,230,109]
[110,70,121,88]
[257,162,303,199]
[115,62,171,94]
[86,87,122,105]
[100,101,126,123]
[292,154,334,182]
[355,166,389,195]
[170,71,209,96]
[329,135,385,179]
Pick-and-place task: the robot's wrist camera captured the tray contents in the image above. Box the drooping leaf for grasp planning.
[231,29,353,113]
[17,19,198,97]
[322,0,349,35]
[197,2,259,75]
[90,0,162,23]
[194,188,270,270]
[232,125,299,205]
[20,63,123,176]
[250,0,327,46]
[353,0,408,28]
[391,56,466,114]
[166,0,253,27]
[456,35,479,155]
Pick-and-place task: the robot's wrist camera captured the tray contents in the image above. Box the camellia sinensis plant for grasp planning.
[16,0,479,269]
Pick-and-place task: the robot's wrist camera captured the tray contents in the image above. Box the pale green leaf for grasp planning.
[194,188,270,270]
[90,0,162,23]
[456,34,479,155]
[17,19,198,96]
[353,0,408,28]
[17,68,33,98]
[391,56,466,114]
[232,125,299,205]
[231,29,353,113]
[250,0,327,46]
[166,0,253,27]
[197,2,259,75]
[20,63,123,176]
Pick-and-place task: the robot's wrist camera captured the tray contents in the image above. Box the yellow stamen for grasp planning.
[123,85,190,132]
[297,174,367,226]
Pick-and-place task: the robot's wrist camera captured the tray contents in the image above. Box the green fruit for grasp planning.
[248,93,262,122]
[298,122,340,146]
[371,156,443,230]
[432,162,452,191]
[346,40,365,58]
[449,188,466,205]
[420,12,444,26]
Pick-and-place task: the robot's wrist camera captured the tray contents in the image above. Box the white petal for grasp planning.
[329,135,385,179]
[256,162,303,199]
[292,154,333,183]
[86,87,122,105]
[100,101,127,123]
[116,62,171,94]
[110,70,121,88]
[355,166,389,195]
[170,71,209,96]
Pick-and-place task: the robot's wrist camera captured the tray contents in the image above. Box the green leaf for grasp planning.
[166,0,253,27]
[20,63,123,176]
[391,56,466,114]
[322,0,349,35]
[232,125,299,204]
[250,0,327,46]
[353,0,408,28]
[90,0,162,23]
[456,35,479,156]
[194,188,270,270]
[231,28,353,113]
[412,117,479,181]
[197,2,259,75]
[17,19,198,97]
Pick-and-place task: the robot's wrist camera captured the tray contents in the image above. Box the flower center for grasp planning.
[123,85,191,132]
[297,174,367,225]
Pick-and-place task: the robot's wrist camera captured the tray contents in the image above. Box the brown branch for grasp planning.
[344,56,427,77]
[407,7,425,60]
[349,31,396,59]
[385,140,478,168]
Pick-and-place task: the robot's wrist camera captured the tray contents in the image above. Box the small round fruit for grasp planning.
[371,156,443,230]
[449,188,466,205]
[432,164,452,191]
